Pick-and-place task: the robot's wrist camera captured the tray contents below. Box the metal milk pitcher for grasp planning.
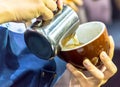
[24,6,80,60]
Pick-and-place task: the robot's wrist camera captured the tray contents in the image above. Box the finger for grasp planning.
[66,63,87,82]
[25,21,32,28]
[40,5,54,21]
[66,1,79,12]
[100,66,106,72]
[43,0,57,11]
[108,36,115,59]
[73,0,83,6]
[100,52,117,79]
[57,0,63,10]
[53,0,57,2]
[83,59,104,80]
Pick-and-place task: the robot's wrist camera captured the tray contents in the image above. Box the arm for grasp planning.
[0,0,60,24]
[0,0,82,24]
[0,1,13,24]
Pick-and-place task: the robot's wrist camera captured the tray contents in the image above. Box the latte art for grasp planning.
[61,34,82,50]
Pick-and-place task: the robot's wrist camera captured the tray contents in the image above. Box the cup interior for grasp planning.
[60,22,105,51]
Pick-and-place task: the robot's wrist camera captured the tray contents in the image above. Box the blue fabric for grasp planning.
[0,26,66,87]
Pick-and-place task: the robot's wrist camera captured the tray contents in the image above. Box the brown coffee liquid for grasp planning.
[61,33,82,50]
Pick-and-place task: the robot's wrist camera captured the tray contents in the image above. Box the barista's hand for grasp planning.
[0,0,63,23]
[63,0,83,12]
[66,36,117,87]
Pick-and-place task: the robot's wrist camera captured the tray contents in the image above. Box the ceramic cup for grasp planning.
[58,21,110,69]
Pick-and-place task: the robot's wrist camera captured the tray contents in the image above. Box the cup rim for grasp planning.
[59,21,106,51]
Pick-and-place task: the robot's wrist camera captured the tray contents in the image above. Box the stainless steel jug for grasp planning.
[24,6,80,60]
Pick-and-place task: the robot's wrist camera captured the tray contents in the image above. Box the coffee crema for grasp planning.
[61,33,83,50]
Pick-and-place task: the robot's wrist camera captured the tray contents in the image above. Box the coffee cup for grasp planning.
[58,21,110,69]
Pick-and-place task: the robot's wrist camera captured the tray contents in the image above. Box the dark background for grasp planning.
[102,0,120,87]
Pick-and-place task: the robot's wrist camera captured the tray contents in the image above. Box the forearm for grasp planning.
[0,1,13,24]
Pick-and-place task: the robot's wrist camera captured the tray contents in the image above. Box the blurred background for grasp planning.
[77,0,120,87]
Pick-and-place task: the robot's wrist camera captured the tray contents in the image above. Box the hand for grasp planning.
[63,0,83,12]
[0,0,63,23]
[66,36,117,87]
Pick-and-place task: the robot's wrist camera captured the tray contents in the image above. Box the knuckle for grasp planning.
[97,74,104,80]
[51,3,57,11]
[38,4,46,13]
[88,68,104,80]
[111,65,117,75]
[72,69,78,75]
[46,13,54,20]
[46,0,57,11]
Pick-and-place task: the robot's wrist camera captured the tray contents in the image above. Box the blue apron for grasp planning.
[0,26,66,87]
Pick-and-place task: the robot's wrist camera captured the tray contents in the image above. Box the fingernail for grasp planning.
[101,51,107,58]
[57,0,63,10]
[83,59,91,67]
